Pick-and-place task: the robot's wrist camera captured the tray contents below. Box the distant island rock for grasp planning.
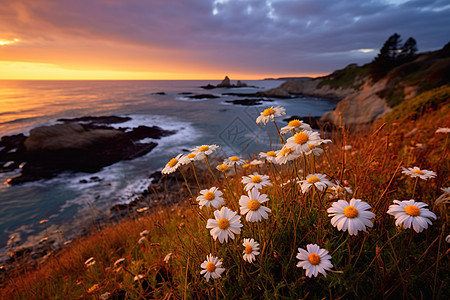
[0,116,176,184]
[201,76,253,89]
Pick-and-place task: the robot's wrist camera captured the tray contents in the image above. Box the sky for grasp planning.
[0,0,449,80]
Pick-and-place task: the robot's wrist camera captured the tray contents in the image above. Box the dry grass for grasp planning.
[1,95,449,299]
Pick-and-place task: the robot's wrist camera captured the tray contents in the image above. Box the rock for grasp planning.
[236,80,248,87]
[217,76,231,87]
[200,84,216,89]
[2,116,177,184]
[187,94,219,99]
[58,115,131,126]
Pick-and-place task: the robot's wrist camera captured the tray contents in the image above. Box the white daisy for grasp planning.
[401,167,437,180]
[242,238,260,263]
[191,144,219,156]
[206,207,243,243]
[140,230,149,237]
[239,188,272,222]
[275,146,301,164]
[329,181,353,197]
[200,254,225,282]
[216,163,229,172]
[285,130,321,154]
[179,151,205,165]
[161,153,184,174]
[256,106,286,125]
[387,199,437,233]
[114,258,125,268]
[250,159,264,165]
[259,150,278,163]
[296,244,333,278]
[436,127,450,133]
[196,187,225,209]
[280,119,312,135]
[304,143,324,156]
[241,172,272,191]
[299,173,334,193]
[84,257,96,267]
[327,199,375,236]
[224,156,246,166]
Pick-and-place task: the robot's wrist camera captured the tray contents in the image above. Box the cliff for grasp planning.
[263,43,450,126]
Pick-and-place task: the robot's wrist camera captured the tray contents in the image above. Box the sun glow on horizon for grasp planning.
[0,61,323,80]
[0,38,20,46]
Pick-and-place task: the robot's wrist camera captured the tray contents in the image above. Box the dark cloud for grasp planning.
[1,0,449,77]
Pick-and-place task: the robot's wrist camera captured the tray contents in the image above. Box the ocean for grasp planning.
[0,79,336,257]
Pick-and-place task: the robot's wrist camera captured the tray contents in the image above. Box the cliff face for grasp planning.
[264,46,450,126]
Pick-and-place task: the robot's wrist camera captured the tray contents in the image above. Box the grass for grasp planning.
[317,63,370,91]
[1,100,449,299]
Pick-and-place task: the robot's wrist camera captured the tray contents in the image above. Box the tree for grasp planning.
[399,37,418,63]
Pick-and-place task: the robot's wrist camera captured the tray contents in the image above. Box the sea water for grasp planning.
[0,79,336,256]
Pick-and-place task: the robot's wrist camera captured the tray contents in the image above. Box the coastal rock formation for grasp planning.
[217,76,231,87]
[0,116,176,184]
[201,76,249,89]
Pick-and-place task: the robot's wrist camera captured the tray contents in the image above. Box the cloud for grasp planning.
[0,0,449,78]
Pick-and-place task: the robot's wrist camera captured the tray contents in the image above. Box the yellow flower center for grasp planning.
[343,206,359,218]
[251,175,262,183]
[243,164,250,169]
[267,151,276,157]
[288,120,302,127]
[230,156,239,161]
[404,205,420,216]
[168,158,178,168]
[308,253,321,265]
[412,170,424,175]
[204,192,215,201]
[307,176,320,184]
[218,218,230,230]
[294,132,309,145]
[217,164,229,171]
[206,262,216,273]
[244,245,253,254]
[280,147,293,156]
[308,144,315,150]
[187,153,196,159]
[262,108,275,117]
[248,200,261,211]
[199,145,210,152]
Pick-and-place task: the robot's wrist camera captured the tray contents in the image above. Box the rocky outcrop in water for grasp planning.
[201,76,250,89]
[0,116,176,184]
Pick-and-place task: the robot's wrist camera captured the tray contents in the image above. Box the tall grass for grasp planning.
[1,100,449,299]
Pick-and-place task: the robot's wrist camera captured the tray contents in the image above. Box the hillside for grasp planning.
[263,42,450,126]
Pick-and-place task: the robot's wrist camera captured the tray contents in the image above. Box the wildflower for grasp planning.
[275,146,300,164]
[136,207,148,213]
[280,119,312,135]
[387,199,437,233]
[140,230,149,237]
[114,258,125,268]
[241,172,272,191]
[256,106,286,125]
[161,154,183,174]
[84,257,96,267]
[242,163,251,169]
[179,151,205,165]
[242,238,260,263]
[224,156,245,166]
[100,292,111,300]
[285,130,321,154]
[343,145,352,151]
[200,254,225,282]
[250,159,264,165]
[296,244,333,278]
[191,144,219,156]
[138,236,146,244]
[436,127,450,133]
[401,166,437,180]
[239,188,272,222]
[260,150,278,163]
[164,253,173,264]
[304,143,324,156]
[216,164,229,172]
[446,235,450,244]
[329,181,353,197]
[299,173,334,193]
[327,199,375,235]
[206,207,243,243]
[134,274,145,281]
[196,187,225,209]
